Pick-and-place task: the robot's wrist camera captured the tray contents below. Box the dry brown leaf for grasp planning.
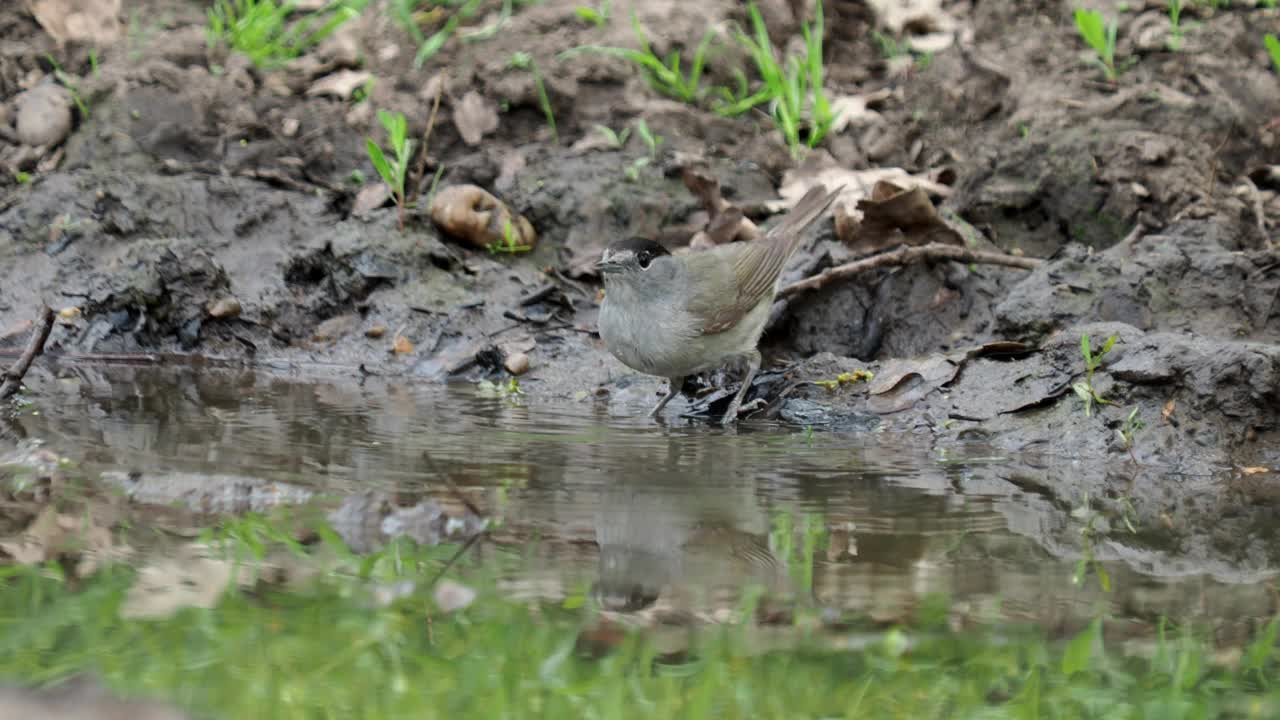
[25,0,122,45]
[351,182,389,217]
[843,180,964,255]
[828,89,891,134]
[771,153,953,247]
[866,354,959,414]
[433,579,477,612]
[453,91,500,147]
[429,184,536,250]
[1240,466,1271,475]
[0,506,126,576]
[864,0,956,38]
[305,70,373,100]
[1161,398,1176,422]
[392,334,414,354]
[121,546,237,620]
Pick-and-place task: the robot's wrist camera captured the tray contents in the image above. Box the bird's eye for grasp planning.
[638,251,653,269]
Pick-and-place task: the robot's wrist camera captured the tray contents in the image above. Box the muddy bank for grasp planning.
[2,0,1279,544]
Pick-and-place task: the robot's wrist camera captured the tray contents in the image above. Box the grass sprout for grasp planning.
[1074,8,1119,82]
[567,15,717,103]
[509,51,558,143]
[1166,0,1185,51]
[487,217,533,254]
[365,109,415,231]
[1072,332,1117,417]
[1266,34,1280,73]
[726,2,835,159]
[593,124,631,148]
[574,0,610,26]
[207,0,361,69]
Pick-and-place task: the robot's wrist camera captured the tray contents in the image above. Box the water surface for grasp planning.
[6,363,1276,643]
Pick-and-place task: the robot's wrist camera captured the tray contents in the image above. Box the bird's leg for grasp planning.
[648,376,684,417]
[720,351,761,426]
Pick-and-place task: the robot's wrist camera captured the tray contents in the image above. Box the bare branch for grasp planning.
[779,243,1042,299]
[0,305,55,400]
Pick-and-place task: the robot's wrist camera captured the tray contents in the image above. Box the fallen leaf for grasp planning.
[392,334,414,354]
[770,152,954,247]
[452,91,500,146]
[351,182,389,217]
[25,0,122,45]
[0,505,126,577]
[0,319,33,342]
[1161,398,1176,422]
[433,579,477,612]
[120,545,237,620]
[828,89,890,134]
[365,324,387,338]
[305,69,374,100]
[866,354,959,414]
[429,184,536,250]
[842,180,964,255]
[1240,466,1271,475]
[864,0,956,36]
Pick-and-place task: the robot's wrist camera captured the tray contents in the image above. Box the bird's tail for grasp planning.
[766,184,842,257]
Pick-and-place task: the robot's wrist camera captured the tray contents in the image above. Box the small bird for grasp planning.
[596,184,840,424]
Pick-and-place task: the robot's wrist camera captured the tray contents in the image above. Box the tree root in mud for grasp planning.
[778,243,1043,299]
[0,305,55,401]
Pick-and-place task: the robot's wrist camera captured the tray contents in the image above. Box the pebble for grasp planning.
[206,297,241,319]
[365,325,387,339]
[504,352,530,376]
[15,84,73,147]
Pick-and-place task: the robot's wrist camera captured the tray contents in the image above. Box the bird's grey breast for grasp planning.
[598,270,699,376]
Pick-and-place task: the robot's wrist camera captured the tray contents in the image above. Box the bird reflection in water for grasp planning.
[591,476,792,616]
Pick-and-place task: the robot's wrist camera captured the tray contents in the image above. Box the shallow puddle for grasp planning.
[5,362,1275,645]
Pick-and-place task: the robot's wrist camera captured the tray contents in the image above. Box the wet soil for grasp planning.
[1,1,1279,576]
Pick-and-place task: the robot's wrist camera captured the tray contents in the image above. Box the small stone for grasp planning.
[313,313,359,341]
[15,84,73,147]
[365,324,387,339]
[207,297,241,319]
[281,117,300,137]
[504,352,530,375]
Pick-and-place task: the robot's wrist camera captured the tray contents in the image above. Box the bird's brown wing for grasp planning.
[686,184,840,335]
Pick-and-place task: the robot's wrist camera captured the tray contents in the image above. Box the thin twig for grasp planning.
[414,72,446,199]
[778,243,1042,298]
[0,305,55,400]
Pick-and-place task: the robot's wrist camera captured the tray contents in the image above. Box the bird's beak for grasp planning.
[595,252,623,274]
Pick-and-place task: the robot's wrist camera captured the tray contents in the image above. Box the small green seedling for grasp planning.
[487,218,533,254]
[1117,406,1144,457]
[593,124,631,148]
[1266,34,1280,74]
[1074,8,1119,82]
[568,15,716,103]
[1166,0,1184,51]
[727,2,835,158]
[44,54,89,119]
[1070,494,1112,593]
[574,0,610,26]
[207,0,359,69]
[365,109,415,232]
[871,30,907,59]
[13,171,32,184]
[1073,332,1117,417]
[509,52,558,143]
[634,118,662,159]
